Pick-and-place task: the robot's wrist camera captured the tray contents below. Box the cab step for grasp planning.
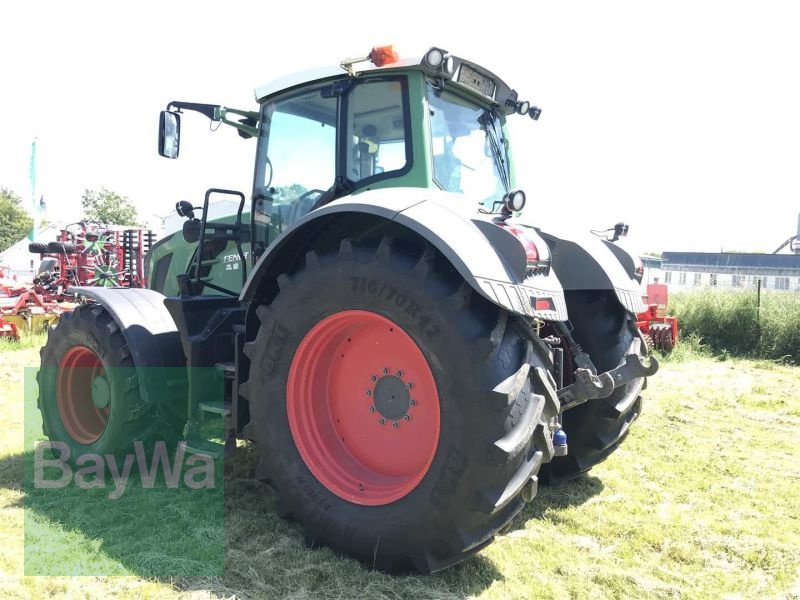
[198,400,232,417]
[215,361,235,376]
[179,439,224,459]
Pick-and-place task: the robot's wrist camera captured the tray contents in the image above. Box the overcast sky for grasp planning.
[2,1,798,253]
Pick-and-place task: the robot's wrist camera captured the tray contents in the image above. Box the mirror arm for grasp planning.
[217,107,260,138]
[165,102,259,138]
[166,101,221,121]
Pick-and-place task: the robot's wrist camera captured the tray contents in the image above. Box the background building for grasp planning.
[662,252,800,291]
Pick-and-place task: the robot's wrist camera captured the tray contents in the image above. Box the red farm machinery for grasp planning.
[0,221,155,339]
[636,283,679,351]
[28,220,156,296]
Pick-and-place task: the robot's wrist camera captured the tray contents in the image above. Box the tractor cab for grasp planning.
[156,46,542,289]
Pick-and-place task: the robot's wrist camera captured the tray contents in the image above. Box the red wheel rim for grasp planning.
[287,310,440,506]
[56,346,109,444]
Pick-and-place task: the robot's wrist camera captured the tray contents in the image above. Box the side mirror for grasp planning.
[182,219,202,243]
[158,111,181,158]
[175,200,195,219]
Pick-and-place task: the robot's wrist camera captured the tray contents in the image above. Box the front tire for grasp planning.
[241,236,560,573]
[37,304,185,462]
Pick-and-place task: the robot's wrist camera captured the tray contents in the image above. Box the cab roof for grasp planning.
[254,57,422,102]
[253,47,527,118]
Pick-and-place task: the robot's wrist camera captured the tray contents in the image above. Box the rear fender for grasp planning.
[240,188,568,320]
[536,230,646,314]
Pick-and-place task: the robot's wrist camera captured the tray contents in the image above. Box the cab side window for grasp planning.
[257,88,337,238]
[346,79,409,184]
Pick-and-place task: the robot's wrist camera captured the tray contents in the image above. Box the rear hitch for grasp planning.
[558,353,658,412]
[607,353,659,388]
[558,369,615,411]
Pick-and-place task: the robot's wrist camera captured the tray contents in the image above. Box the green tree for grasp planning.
[0,187,33,253]
[81,187,139,225]
[272,184,308,202]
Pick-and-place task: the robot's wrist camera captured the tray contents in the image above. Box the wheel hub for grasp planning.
[286,310,440,506]
[91,375,111,409]
[372,374,410,421]
[56,345,110,444]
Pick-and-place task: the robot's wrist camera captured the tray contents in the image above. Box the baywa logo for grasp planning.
[33,440,216,499]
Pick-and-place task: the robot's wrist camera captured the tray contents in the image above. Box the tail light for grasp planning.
[498,224,550,276]
[504,225,539,264]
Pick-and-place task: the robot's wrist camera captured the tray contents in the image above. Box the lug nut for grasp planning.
[371,375,377,382]
[369,406,375,413]
[409,399,416,407]
[382,367,389,375]
[406,382,413,389]
[379,418,386,425]
[403,415,411,421]
[395,370,403,377]
[366,390,372,396]
[392,421,399,429]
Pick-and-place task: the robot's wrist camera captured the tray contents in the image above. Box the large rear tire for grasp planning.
[37,304,185,462]
[241,236,560,573]
[541,290,646,482]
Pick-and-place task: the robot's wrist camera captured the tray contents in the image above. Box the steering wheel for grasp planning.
[288,189,326,225]
[296,188,326,202]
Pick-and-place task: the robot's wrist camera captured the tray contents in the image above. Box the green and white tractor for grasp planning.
[37,45,657,573]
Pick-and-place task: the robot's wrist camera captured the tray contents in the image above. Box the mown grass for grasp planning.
[0,331,47,353]
[670,289,800,364]
[2,341,800,598]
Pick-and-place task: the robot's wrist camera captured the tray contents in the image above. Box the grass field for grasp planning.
[1,338,799,599]
[669,289,800,364]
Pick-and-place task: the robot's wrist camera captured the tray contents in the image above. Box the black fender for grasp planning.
[69,287,186,403]
[536,230,646,314]
[240,188,568,320]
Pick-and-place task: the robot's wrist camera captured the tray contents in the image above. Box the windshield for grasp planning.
[428,86,509,209]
